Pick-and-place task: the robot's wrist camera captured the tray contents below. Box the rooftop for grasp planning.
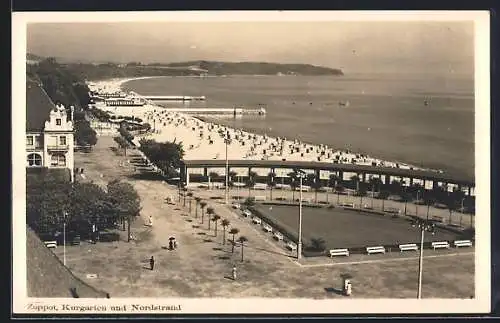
[26,80,57,132]
[181,159,475,186]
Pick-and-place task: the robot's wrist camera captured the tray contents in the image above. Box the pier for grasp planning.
[144,95,206,101]
[160,107,266,116]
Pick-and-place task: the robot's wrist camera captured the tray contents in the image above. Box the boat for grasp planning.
[338,100,350,107]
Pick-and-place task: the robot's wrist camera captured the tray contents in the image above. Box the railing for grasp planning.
[47,145,69,151]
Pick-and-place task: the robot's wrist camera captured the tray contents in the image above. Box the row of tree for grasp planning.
[179,189,249,261]
[27,175,141,242]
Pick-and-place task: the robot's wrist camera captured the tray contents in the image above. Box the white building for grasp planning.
[26,80,75,182]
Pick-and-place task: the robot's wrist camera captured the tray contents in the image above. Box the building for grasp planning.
[26,80,75,182]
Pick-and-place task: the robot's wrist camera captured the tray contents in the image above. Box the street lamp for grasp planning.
[295,169,307,260]
[224,131,231,205]
[412,216,435,299]
[62,210,68,266]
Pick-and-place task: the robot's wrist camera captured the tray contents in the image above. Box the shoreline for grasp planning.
[87,77,443,177]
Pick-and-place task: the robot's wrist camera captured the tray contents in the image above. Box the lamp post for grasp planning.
[296,169,306,260]
[412,215,435,299]
[224,131,230,205]
[63,210,67,266]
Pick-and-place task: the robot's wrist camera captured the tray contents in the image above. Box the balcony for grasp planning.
[47,145,69,151]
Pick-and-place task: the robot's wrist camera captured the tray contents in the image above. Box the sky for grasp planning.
[26,21,474,75]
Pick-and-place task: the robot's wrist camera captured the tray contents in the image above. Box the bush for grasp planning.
[99,231,120,242]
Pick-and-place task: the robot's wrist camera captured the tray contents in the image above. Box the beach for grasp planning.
[88,77,441,179]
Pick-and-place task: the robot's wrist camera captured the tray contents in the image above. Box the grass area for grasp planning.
[26,228,108,298]
[45,135,475,298]
[251,204,460,251]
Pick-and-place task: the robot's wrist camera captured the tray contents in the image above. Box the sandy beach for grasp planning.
[88,78,437,178]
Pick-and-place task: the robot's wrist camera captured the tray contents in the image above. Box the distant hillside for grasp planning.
[165,60,344,76]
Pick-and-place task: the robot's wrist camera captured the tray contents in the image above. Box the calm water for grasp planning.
[123,73,474,179]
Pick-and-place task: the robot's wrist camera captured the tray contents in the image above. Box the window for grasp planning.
[27,153,42,167]
[56,118,62,125]
[26,136,33,146]
[50,153,66,167]
[35,136,42,148]
[59,136,66,146]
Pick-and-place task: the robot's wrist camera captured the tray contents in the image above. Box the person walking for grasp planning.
[150,256,155,271]
[232,265,237,281]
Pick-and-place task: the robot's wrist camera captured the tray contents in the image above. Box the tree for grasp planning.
[221,219,230,245]
[74,119,98,147]
[310,237,326,252]
[327,174,340,204]
[114,136,130,156]
[208,172,219,190]
[107,180,141,242]
[378,190,390,212]
[399,190,412,216]
[228,171,238,188]
[267,172,276,201]
[212,214,221,237]
[194,197,201,218]
[200,201,207,223]
[423,194,437,220]
[288,172,298,201]
[243,197,255,208]
[350,175,359,191]
[138,138,184,178]
[187,192,193,214]
[238,236,248,262]
[229,228,239,253]
[182,187,188,207]
[306,173,320,204]
[206,207,214,230]
[247,171,258,198]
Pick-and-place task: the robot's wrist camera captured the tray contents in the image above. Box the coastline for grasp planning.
[87,77,441,178]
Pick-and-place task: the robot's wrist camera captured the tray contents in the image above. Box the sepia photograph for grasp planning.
[12,11,490,314]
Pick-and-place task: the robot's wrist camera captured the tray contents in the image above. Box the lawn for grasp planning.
[252,204,461,251]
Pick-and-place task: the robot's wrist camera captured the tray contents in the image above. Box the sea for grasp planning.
[122,73,475,180]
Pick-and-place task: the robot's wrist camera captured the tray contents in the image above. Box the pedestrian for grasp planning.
[150,256,155,270]
[232,265,237,280]
[169,240,173,250]
[173,239,177,249]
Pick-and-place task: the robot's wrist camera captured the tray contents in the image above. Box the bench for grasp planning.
[252,217,262,225]
[431,216,444,223]
[254,196,266,201]
[286,242,297,251]
[44,241,57,249]
[454,240,473,248]
[263,223,273,233]
[341,203,355,208]
[329,248,349,257]
[431,241,450,250]
[399,243,418,252]
[366,246,386,255]
[273,232,284,241]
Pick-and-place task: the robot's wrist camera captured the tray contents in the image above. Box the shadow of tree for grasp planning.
[324,287,344,296]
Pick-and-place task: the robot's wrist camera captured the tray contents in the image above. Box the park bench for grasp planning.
[252,217,262,225]
[341,203,355,208]
[254,196,266,201]
[431,241,450,250]
[242,209,252,217]
[44,241,57,249]
[273,232,284,241]
[431,216,444,223]
[286,241,297,251]
[253,184,268,190]
[453,240,473,248]
[399,243,418,252]
[263,223,273,233]
[329,248,350,257]
[366,246,386,255]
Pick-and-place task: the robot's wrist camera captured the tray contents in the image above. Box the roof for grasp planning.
[26,80,56,131]
[181,159,475,186]
[26,228,108,298]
